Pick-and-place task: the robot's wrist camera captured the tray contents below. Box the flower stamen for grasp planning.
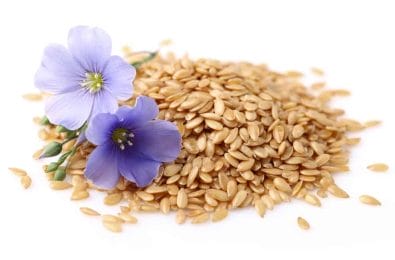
[112,128,134,150]
[81,72,104,93]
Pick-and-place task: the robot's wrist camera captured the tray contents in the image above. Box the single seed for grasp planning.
[273,125,285,143]
[191,212,209,224]
[231,190,248,208]
[8,167,27,177]
[104,193,123,205]
[237,158,255,172]
[118,213,138,223]
[206,189,228,201]
[102,214,124,223]
[364,120,381,128]
[102,221,122,233]
[359,195,381,206]
[214,98,225,115]
[205,119,223,130]
[160,197,171,214]
[22,93,42,101]
[327,185,349,198]
[300,169,321,176]
[80,207,100,216]
[367,163,388,172]
[297,217,310,230]
[292,125,304,139]
[71,190,89,200]
[136,191,155,201]
[212,208,228,222]
[20,176,32,189]
[262,195,274,210]
[247,124,260,141]
[273,177,292,193]
[304,194,321,207]
[177,188,188,208]
[50,181,72,190]
[254,199,266,217]
[175,209,187,224]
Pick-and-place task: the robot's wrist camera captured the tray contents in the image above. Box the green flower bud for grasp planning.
[56,125,70,133]
[66,131,77,139]
[45,162,59,172]
[40,142,62,158]
[40,116,50,125]
[54,167,66,181]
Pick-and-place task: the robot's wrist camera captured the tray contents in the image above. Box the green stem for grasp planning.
[65,146,77,170]
[61,135,78,145]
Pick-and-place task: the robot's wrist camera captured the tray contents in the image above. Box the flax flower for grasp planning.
[35,26,135,130]
[85,96,181,189]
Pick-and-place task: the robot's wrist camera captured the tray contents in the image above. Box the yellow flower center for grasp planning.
[81,72,104,92]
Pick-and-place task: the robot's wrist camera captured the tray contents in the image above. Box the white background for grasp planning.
[0,0,394,259]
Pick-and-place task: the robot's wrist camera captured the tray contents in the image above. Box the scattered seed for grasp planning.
[71,190,89,200]
[136,191,155,201]
[20,176,32,189]
[8,167,27,177]
[102,214,124,223]
[327,185,349,198]
[359,195,381,206]
[50,181,72,190]
[80,207,100,216]
[104,193,123,205]
[311,67,324,76]
[22,93,42,101]
[364,120,381,128]
[297,217,310,230]
[367,163,388,172]
[304,194,321,207]
[102,221,122,233]
[118,213,138,223]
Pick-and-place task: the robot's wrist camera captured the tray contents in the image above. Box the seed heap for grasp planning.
[30,52,386,231]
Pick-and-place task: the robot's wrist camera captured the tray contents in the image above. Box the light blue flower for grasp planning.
[85,96,181,189]
[35,26,136,130]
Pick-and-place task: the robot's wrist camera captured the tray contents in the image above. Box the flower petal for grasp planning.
[45,89,93,130]
[116,96,159,128]
[67,26,112,72]
[86,113,119,145]
[133,120,181,162]
[90,90,118,122]
[34,44,85,94]
[118,151,160,187]
[85,142,120,189]
[103,56,135,100]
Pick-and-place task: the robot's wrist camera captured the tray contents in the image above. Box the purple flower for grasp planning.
[85,96,181,189]
[34,26,136,130]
